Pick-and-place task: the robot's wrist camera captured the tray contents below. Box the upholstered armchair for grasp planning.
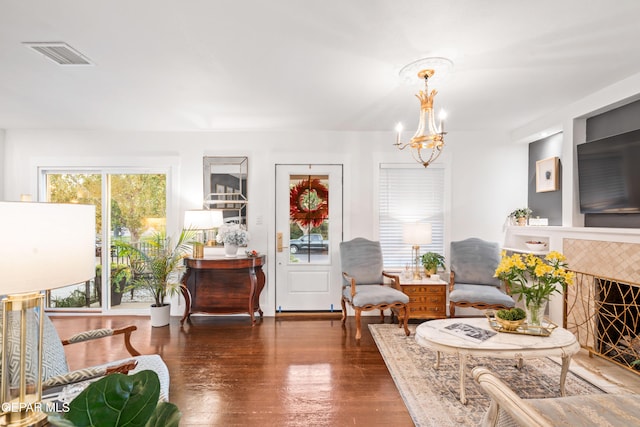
[2,312,170,401]
[473,366,640,426]
[449,237,515,317]
[340,238,410,340]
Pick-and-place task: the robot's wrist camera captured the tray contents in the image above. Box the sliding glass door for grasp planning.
[42,169,167,312]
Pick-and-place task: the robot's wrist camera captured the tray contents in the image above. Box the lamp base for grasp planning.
[412,245,422,281]
[1,293,47,427]
[0,408,47,427]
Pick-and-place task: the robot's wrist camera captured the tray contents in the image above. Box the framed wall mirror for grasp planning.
[203,156,248,225]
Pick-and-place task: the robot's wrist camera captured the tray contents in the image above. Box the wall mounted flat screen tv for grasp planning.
[577,129,640,213]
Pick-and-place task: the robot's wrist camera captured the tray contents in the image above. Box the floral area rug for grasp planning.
[369,323,604,427]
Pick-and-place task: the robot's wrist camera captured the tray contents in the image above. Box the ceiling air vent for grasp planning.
[23,42,93,66]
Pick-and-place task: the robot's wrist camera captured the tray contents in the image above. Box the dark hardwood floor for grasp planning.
[50,315,415,426]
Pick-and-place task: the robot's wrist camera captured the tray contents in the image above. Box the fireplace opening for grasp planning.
[596,278,640,371]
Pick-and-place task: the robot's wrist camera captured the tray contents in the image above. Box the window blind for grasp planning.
[379,164,445,268]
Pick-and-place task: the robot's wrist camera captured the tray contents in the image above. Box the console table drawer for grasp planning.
[397,282,447,320]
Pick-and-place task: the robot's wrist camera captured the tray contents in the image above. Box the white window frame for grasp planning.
[374,161,451,270]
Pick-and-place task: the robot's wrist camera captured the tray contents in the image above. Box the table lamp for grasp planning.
[183,209,223,258]
[0,201,95,426]
[402,223,432,280]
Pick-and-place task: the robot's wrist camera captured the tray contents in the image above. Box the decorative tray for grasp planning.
[484,311,558,337]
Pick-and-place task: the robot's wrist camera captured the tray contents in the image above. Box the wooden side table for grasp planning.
[180,255,266,324]
[393,276,448,321]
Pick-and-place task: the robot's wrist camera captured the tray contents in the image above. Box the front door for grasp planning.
[275,164,343,311]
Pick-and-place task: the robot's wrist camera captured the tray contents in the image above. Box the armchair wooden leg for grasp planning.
[355,309,362,340]
[340,298,347,325]
[449,301,456,318]
[401,305,410,336]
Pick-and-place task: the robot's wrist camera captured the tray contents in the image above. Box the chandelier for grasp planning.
[394,59,450,168]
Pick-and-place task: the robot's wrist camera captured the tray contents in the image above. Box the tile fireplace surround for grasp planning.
[563,237,640,374]
[564,238,640,285]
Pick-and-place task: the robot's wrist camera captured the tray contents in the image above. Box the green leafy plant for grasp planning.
[496,307,526,321]
[117,230,195,307]
[96,263,132,293]
[420,252,446,273]
[50,289,96,308]
[47,370,180,427]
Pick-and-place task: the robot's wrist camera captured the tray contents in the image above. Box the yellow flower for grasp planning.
[545,251,566,263]
[533,263,552,277]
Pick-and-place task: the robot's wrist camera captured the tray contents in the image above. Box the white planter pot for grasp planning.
[150,304,171,327]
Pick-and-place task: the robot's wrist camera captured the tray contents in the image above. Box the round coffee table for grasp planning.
[415,317,581,404]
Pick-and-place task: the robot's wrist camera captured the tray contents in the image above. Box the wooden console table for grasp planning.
[180,255,266,324]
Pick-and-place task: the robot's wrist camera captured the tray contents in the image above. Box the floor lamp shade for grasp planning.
[0,202,95,426]
[0,202,96,293]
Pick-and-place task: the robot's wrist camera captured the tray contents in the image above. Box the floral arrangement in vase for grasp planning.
[494,250,574,326]
[216,223,250,246]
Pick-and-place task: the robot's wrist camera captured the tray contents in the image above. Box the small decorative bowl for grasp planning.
[245,250,260,258]
[495,317,525,332]
[525,241,547,251]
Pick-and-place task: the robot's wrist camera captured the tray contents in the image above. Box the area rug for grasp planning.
[370,323,604,427]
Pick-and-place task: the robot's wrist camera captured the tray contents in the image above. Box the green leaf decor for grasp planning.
[48,370,180,427]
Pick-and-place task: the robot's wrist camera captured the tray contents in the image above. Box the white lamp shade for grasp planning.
[0,202,96,294]
[183,209,223,230]
[402,222,432,245]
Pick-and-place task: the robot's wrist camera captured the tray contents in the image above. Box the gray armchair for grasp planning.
[340,238,410,340]
[449,237,515,317]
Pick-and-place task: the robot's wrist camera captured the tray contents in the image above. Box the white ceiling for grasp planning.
[1,0,640,133]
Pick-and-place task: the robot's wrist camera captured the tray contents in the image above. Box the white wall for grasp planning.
[3,128,525,315]
[0,129,4,201]
[511,70,640,226]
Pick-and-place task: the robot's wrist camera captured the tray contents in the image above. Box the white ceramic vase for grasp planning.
[224,243,238,258]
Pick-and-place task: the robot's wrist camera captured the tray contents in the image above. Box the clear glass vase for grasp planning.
[525,299,548,327]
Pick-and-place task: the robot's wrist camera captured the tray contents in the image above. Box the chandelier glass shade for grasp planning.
[394,67,448,168]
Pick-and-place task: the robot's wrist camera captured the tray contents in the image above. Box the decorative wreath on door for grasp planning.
[289,178,329,228]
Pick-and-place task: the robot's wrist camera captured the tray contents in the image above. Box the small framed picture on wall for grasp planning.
[536,156,559,193]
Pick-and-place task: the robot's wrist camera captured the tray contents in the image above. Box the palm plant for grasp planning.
[118,229,195,307]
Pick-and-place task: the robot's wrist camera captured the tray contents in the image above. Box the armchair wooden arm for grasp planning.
[382,271,401,290]
[342,272,357,298]
[449,270,455,292]
[61,325,141,357]
[473,366,557,427]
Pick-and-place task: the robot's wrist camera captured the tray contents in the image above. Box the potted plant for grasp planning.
[509,207,532,226]
[420,252,446,277]
[494,307,526,331]
[119,229,195,327]
[95,263,132,306]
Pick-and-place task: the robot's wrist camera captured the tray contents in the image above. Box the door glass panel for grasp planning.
[288,175,329,264]
[109,174,166,310]
[45,173,102,309]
